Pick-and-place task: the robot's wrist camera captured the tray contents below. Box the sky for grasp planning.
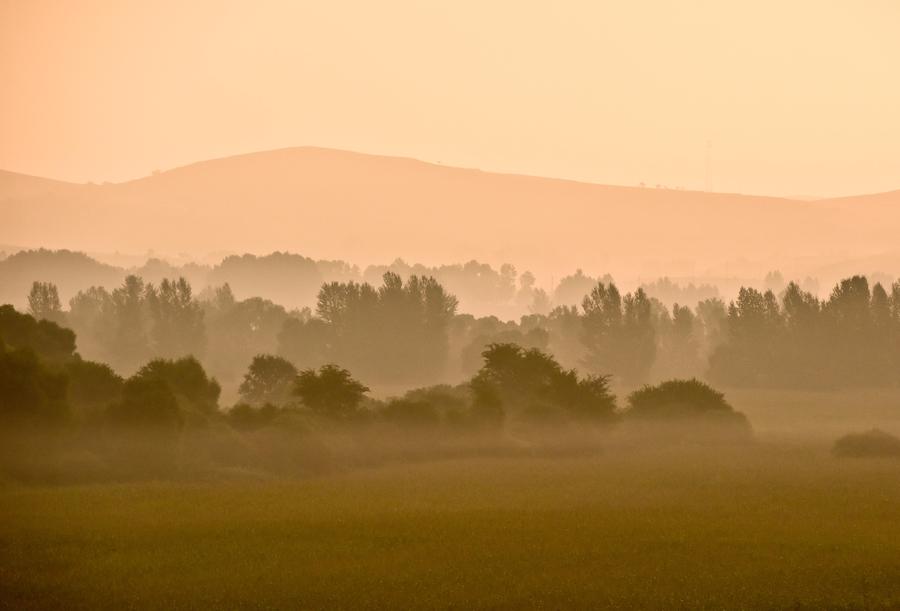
[1,0,899,197]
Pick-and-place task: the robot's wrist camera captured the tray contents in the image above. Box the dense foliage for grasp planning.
[308,272,458,382]
[5,264,900,429]
[0,345,69,425]
[293,364,370,420]
[709,278,900,388]
[625,379,744,421]
[471,343,617,423]
[832,428,900,458]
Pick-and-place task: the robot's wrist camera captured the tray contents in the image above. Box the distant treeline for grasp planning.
[15,269,900,394]
[4,293,762,484]
[709,278,900,387]
[2,301,746,435]
[3,258,896,483]
[0,248,722,319]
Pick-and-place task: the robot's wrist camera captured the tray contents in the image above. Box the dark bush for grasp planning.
[105,377,183,430]
[65,359,124,416]
[625,379,748,427]
[403,384,468,411]
[227,402,281,431]
[833,429,900,458]
[380,398,440,428]
[0,304,76,365]
[294,364,369,420]
[470,343,617,424]
[133,357,221,414]
[238,354,298,407]
[0,346,69,425]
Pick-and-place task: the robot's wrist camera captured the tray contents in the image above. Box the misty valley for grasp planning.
[2,249,900,608]
[4,3,900,604]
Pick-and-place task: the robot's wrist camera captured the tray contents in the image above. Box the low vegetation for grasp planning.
[833,428,900,458]
[3,447,900,610]
[10,252,900,395]
[624,378,750,430]
[4,263,900,608]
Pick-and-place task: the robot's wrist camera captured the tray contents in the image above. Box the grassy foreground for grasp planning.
[2,443,900,610]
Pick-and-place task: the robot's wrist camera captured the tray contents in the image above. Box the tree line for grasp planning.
[4,292,760,487]
[4,299,747,436]
[18,271,900,393]
[709,277,900,388]
[2,248,728,324]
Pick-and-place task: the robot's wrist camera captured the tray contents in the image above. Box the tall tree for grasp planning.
[146,277,205,359]
[581,282,655,385]
[299,273,457,384]
[68,286,114,362]
[27,281,64,325]
[109,275,151,372]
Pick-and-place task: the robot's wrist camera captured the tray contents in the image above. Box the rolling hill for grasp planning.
[2,147,898,283]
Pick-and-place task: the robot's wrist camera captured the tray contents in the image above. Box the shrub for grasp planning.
[133,357,221,414]
[238,354,297,407]
[471,343,617,424]
[105,377,182,430]
[294,364,369,420]
[65,359,124,416]
[227,402,281,431]
[833,429,900,458]
[0,346,69,425]
[403,384,468,411]
[102,377,183,477]
[380,398,440,428]
[625,379,749,428]
[0,304,76,365]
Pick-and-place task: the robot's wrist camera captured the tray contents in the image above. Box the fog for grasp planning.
[5,180,900,611]
[3,2,900,606]
[3,265,900,485]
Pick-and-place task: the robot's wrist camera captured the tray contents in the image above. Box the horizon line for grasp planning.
[3,144,897,202]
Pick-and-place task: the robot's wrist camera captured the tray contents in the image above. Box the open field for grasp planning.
[2,438,900,610]
[725,387,900,441]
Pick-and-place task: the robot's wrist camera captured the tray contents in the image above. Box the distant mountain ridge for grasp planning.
[3,147,899,282]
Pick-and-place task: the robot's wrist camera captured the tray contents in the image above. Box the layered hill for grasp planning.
[2,147,898,282]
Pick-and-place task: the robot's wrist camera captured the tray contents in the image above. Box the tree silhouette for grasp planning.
[472,343,616,423]
[294,364,369,419]
[0,304,76,365]
[65,359,123,416]
[285,272,457,384]
[27,281,64,325]
[0,345,69,425]
[581,282,655,384]
[204,287,293,392]
[146,277,205,359]
[109,275,152,371]
[105,376,182,429]
[239,354,298,406]
[625,378,748,430]
[132,357,221,415]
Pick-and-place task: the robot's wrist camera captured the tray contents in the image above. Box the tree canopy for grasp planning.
[293,364,369,420]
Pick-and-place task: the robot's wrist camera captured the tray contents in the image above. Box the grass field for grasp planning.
[2,438,900,610]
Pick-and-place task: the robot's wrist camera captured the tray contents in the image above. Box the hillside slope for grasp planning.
[2,147,898,280]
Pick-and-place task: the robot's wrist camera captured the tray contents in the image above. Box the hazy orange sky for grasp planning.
[2,0,898,196]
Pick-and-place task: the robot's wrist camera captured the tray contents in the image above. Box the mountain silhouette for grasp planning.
[3,147,898,280]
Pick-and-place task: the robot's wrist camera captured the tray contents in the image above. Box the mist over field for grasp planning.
[3,1,900,609]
